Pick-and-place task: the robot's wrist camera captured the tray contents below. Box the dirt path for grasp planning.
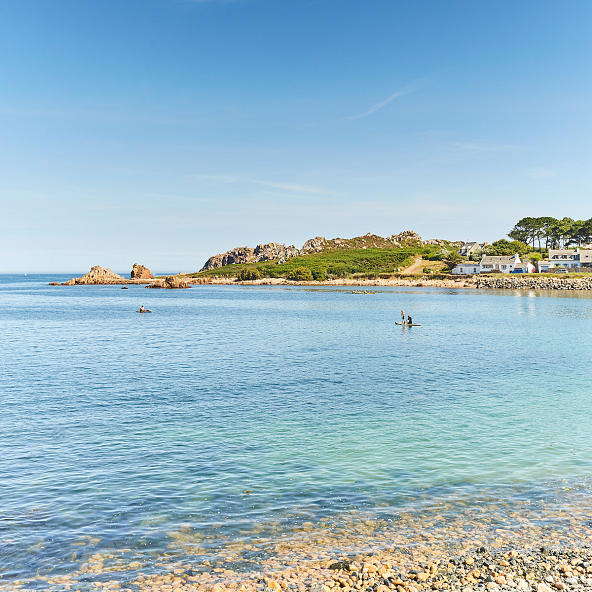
[401,256,424,275]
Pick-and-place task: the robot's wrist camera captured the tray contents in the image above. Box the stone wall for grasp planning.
[477,275,592,290]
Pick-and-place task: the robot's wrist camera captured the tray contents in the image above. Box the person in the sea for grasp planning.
[140,305,146,312]
[401,310,406,324]
[407,314,412,325]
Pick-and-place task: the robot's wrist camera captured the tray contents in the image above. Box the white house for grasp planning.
[452,262,482,275]
[452,253,528,275]
[537,249,592,272]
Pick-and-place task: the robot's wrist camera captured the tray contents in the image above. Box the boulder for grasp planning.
[130,264,154,279]
[301,236,327,253]
[146,275,190,289]
[388,230,423,245]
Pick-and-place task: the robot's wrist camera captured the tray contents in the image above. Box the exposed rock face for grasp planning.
[147,275,189,289]
[387,230,423,245]
[131,264,154,279]
[61,266,125,285]
[201,247,255,271]
[301,236,327,253]
[423,239,446,246]
[200,243,299,271]
[254,242,300,262]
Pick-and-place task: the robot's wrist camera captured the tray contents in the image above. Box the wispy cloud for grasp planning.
[453,142,521,152]
[525,167,556,179]
[195,174,339,196]
[340,75,439,122]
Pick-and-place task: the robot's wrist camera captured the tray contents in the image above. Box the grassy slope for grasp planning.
[189,245,437,279]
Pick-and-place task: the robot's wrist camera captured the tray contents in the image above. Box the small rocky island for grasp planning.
[51,264,189,289]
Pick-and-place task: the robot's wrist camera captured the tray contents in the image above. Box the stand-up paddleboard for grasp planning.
[136,310,152,313]
[395,322,421,326]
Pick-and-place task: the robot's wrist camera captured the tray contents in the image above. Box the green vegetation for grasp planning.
[237,268,261,281]
[508,216,592,250]
[190,245,432,280]
[288,266,313,281]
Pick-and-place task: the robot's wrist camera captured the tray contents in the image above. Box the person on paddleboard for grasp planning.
[140,305,146,312]
[407,314,412,325]
[401,310,405,324]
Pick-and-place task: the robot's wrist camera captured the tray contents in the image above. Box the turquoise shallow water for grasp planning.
[1,276,592,581]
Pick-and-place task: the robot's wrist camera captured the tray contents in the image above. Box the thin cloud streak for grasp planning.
[339,75,439,122]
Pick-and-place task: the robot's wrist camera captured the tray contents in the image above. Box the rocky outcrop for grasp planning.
[131,264,154,279]
[146,275,190,289]
[477,276,592,290]
[387,230,423,245]
[254,242,300,262]
[200,243,299,271]
[301,236,327,253]
[61,266,125,285]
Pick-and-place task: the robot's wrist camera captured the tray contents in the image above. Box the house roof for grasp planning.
[549,250,578,259]
[481,255,518,264]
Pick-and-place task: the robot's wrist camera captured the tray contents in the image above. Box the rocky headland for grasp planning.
[199,231,436,272]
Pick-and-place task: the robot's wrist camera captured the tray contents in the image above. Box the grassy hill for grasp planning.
[189,244,440,280]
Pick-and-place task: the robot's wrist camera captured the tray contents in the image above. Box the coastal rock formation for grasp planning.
[301,236,327,253]
[61,266,125,285]
[130,264,154,279]
[200,243,299,271]
[146,275,190,289]
[254,242,300,262]
[387,230,423,245]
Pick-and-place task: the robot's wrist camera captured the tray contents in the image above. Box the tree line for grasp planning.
[508,217,592,250]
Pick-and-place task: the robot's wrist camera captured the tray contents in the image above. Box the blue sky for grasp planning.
[1,0,591,272]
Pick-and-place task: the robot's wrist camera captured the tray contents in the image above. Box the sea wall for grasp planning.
[477,275,592,290]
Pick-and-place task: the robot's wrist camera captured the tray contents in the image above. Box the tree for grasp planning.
[539,217,558,250]
[508,217,534,246]
[580,218,592,247]
[488,239,529,256]
[288,266,313,281]
[549,217,575,249]
[237,268,261,281]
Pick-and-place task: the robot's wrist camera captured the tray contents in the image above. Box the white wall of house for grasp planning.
[452,263,481,275]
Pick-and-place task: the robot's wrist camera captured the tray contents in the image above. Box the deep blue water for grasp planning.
[2,275,592,581]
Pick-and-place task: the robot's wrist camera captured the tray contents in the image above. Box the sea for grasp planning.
[2,275,592,586]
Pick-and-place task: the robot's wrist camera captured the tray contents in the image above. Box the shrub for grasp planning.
[312,269,326,281]
[288,266,313,281]
[237,268,261,281]
[326,264,351,278]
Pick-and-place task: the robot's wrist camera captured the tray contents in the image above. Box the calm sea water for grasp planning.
[1,275,592,582]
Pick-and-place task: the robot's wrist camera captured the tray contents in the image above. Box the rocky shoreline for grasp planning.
[13,542,592,592]
[51,266,592,292]
[476,276,592,290]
